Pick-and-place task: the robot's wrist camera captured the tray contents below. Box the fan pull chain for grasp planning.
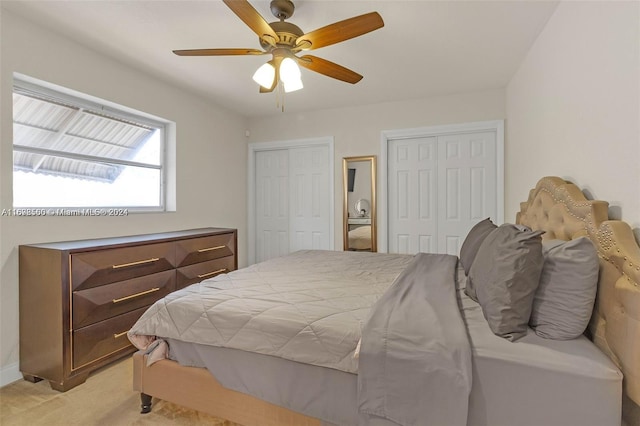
[276,81,285,112]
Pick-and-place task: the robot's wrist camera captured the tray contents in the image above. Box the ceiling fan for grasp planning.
[173,0,384,94]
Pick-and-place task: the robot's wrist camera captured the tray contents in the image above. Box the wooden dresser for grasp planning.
[19,227,237,391]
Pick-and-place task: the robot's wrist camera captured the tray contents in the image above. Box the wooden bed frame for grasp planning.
[133,176,640,425]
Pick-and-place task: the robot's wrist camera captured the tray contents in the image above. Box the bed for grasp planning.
[128,176,640,426]
[348,225,372,251]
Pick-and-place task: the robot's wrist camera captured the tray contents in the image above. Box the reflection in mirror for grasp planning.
[343,156,377,252]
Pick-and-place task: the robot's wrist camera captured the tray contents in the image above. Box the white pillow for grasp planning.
[529,237,599,340]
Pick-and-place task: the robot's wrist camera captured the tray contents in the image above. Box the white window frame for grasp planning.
[12,73,175,212]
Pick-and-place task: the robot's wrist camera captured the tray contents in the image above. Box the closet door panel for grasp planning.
[255,149,290,263]
[437,131,496,255]
[288,146,331,252]
[388,137,438,254]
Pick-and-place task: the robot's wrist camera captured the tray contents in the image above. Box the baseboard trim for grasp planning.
[1,362,22,387]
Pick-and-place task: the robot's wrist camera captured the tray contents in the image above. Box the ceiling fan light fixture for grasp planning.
[279,57,303,92]
[280,57,300,81]
[284,77,303,93]
[252,62,276,89]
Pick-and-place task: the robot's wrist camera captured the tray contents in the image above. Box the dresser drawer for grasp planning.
[174,233,235,268]
[71,242,175,290]
[176,256,235,289]
[72,270,175,329]
[72,306,148,369]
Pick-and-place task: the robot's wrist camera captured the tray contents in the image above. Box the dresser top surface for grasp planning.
[20,228,236,251]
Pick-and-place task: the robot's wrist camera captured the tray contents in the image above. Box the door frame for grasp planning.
[248,137,335,265]
[379,120,504,253]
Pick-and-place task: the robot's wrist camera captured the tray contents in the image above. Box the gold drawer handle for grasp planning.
[197,245,226,253]
[112,258,160,269]
[113,331,128,339]
[112,287,160,304]
[197,268,226,279]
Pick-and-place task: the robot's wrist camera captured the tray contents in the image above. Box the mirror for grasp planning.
[343,156,377,252]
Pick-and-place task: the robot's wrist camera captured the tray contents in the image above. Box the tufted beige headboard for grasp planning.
[517,176,640,423]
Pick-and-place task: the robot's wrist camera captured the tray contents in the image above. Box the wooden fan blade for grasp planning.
[173,48,265,56]
[296,12,384,51]
[297,55,363,84]
[223,0,278,46]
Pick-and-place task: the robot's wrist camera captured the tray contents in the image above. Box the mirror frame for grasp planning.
[342,156,377,252]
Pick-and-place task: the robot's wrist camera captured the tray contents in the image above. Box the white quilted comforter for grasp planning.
[129,250,414,373]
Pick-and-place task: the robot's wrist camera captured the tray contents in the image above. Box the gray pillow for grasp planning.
[529,237,599,340]
[459,218,497,275]
[466,224,545,341]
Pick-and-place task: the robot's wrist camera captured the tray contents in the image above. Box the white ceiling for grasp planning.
[3,1,559,118]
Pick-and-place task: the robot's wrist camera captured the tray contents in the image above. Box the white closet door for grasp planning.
[387,131,497,255]
[288,145,331,252]
[438,131,497,255]
[254,144,331,264]
[255,149,289,262]
[388,137,438,254]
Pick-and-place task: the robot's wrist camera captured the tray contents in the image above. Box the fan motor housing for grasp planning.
[260,21,304,50]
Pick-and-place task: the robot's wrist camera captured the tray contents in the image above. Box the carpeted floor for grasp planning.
[0,355,241,425]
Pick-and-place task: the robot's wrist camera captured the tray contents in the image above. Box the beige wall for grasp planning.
[248,89,506,249]
[0,10,248,381]
[505,1,640,232]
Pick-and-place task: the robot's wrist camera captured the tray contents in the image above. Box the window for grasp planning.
[12,75,173,211]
